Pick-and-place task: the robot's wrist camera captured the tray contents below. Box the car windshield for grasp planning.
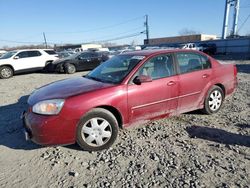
[65,52,81,60]
[0,51,17,59]
[86,55,145,84]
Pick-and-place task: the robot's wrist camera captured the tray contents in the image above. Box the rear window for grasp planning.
[44,50,57,55]
[28,51,42,57]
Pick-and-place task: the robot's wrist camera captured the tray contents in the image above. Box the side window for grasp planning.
[28,51,42,57]
[79,53,91,59]
[176,53,205,74]
[90,53,98,58]
[200,54,211,69]
[136,54,175,80]
[16,51,29,58]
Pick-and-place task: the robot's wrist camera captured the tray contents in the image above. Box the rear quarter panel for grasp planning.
[210,60,236,96]
[194,58,236,109]
[199,59,236,107]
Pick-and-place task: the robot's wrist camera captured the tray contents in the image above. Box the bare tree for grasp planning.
[179,28,200,36]
[3,44,53,51]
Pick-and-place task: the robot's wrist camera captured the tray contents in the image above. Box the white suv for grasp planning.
[0,49,58,79]
[180,43,202,51]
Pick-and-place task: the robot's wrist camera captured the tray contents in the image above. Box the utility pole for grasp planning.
[43,32,48,49]
[145,14,149,44]
[232,0,240,36]
[222,0,231,39]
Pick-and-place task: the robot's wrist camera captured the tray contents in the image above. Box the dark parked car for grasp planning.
[23,49,237,151]
[199,43,217,55]
[57,51,73,59]
[46,51,109,74]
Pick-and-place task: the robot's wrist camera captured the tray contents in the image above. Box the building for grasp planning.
[145,34,217,45]
[55,43,106,52]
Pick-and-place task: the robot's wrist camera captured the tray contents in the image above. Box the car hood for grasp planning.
[52,58,69,64]
[0,58,10,64]
[28,77,114,105]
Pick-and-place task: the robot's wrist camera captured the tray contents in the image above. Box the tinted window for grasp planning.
[44,50,56,55]
[89,52,99,58]
[136,54,175,80]
[176,53,211,74]
[16,51,41,58]
[17,51,29,58]
[79,53,91,59]
[28,51,41,57]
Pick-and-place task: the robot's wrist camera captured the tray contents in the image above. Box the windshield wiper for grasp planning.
[85,75,103,82]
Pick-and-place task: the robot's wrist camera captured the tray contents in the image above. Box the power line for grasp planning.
[0,16,146,46]
[49,26,145,43]
[89,31,145,43]
[0,39,43,44]
[238,13,250,32]
[45,16,144,34]
[0,30,145,45]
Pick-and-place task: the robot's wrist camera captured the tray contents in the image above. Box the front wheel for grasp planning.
[0,66,13,79]
[202,86,224,114]
[76,108,119,151]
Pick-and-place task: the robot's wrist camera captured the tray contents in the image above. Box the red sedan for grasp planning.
[23,49,237,151]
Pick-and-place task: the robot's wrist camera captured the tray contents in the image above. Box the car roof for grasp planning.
[10,49,54,52]
[121,49,202,57]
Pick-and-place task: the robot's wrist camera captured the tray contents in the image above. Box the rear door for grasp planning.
[128,53,179,123]
[89,52,102,68]
[77,53,92,70]
[77,52,102,70]
[175,52,212,112]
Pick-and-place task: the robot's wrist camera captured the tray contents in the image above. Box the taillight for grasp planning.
[233,65,237,77]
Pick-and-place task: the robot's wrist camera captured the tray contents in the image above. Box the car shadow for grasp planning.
[184,110,204,115]
[0,95,40,150]
[186,125,250,147]
[236,64,250,74]
[234,123,250,129]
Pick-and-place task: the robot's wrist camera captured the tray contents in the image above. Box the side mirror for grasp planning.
[133,75,152,85]
[14,56,19,59]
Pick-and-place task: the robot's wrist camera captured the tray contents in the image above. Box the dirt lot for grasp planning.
[0,60,249,188]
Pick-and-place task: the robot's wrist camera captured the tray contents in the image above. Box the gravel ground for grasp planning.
[0,60,249,188]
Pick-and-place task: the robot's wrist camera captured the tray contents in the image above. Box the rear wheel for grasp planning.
[202,86,224,114]
[0,66,13,79]
[76,108,119,151]
[65,64,76,74]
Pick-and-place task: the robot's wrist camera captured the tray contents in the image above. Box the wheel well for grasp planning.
[215,83,225,97]
[45,60,53,66]
[0,65,14,72]
[97,105,123,129]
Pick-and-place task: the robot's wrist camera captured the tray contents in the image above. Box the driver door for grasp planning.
[127,54,179,123]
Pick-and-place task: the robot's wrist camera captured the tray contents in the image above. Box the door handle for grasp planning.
[202,74,209,78]
[167,81,176,86]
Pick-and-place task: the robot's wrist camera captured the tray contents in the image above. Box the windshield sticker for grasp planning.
[131,56,145,60]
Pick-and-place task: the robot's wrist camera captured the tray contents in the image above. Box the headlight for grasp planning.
[32,99,65,115]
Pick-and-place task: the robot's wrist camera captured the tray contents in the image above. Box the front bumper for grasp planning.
[21,111,76,146]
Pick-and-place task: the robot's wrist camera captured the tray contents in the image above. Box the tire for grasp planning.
[0,66,13,79]
[76,108,119,151]
[202,86,224,115]
[65,64,76,74]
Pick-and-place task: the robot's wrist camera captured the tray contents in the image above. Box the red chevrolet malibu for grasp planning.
[22,49,237,151]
